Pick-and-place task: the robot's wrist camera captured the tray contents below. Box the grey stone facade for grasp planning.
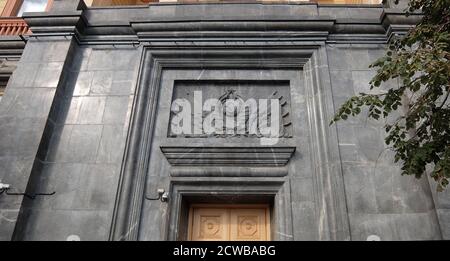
[0,0,448,241]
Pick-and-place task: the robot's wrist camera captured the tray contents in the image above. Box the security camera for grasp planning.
[157,189,169,202]
[161,192,169,202]
[0,183,10,190]
[157,189,165,197]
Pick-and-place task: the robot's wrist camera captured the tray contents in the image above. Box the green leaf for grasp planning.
[330,0,450,191]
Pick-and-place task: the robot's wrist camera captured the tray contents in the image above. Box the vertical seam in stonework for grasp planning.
[326,45,353,240]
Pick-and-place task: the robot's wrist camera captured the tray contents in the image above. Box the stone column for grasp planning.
[0,0,84,241]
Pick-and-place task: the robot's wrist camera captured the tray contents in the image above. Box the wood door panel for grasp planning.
[188,205,270,241]
[230,208,268,241]
[190,208,229,241]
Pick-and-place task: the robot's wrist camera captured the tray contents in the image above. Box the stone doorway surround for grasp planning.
[109,44,350,241]
[168,178,289,241]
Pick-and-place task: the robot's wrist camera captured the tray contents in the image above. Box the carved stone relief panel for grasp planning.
[168,80,293,139]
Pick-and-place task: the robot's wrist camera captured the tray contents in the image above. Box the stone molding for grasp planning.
[166,177,292,240]
[109,45,350,241]
[17,2,420,44]
[160,146,297,167]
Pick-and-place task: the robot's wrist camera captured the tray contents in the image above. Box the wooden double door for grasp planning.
[188,204,271,241]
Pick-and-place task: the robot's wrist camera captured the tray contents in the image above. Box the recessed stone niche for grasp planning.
[168,80,293,138]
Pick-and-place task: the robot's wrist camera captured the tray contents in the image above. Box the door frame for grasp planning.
[165,177,292,241]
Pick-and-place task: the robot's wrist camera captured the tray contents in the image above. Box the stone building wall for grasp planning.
[7,44,140,240]
[328,43,442,240]
[0,0,448,240]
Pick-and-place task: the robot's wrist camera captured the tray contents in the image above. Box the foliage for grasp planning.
[331,0,450,191]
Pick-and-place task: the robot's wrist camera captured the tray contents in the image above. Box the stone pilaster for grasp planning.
[0,0,84,241]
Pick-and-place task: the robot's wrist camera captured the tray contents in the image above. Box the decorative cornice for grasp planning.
[169,166,289,177]
[22,11,85,36]
[131,18,335,42]
[0,36,26,57]
[160,146,296,167]
[381,9,422,41]
[9,4,422,44]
